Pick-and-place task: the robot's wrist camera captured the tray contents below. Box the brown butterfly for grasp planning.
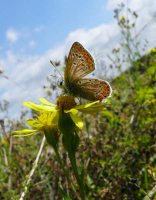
[64,42,112,101]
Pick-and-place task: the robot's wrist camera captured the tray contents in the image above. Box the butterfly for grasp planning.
[63,42,112,101]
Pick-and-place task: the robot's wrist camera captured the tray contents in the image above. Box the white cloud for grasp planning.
[107,0,127,10]
[0,44,67,118]
[129,0,156,13]
[6,28,21,44]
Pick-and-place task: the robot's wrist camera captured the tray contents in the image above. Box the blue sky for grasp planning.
[0,0,112,54]
[0,0,156,118]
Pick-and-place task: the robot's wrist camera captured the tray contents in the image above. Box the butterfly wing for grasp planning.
[70,78,112,101]
[65,42,95,83]
[64,42,112,101]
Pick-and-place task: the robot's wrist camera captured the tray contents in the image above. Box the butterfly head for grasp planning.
[57,78,70,96]
[58,78,63,86]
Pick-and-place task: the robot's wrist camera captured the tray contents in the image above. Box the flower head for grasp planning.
[14,96,106,137]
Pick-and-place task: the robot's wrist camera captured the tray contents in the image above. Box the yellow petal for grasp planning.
[80,106,105,113]
[26,119,43,129]
[75,101,105,113]
[69,113,83,129]
[23,102,56,112]
[75,101,100,110]
[65,108,78,115]
[13,129,38,137]
[39,98,56,107]
[46,111,57,125]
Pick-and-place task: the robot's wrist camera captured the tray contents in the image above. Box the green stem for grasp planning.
[53,147,80,200]
[68,152,86,200]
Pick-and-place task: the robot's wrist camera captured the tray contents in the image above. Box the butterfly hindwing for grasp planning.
[72,78,112,101]
[65,42,95,82]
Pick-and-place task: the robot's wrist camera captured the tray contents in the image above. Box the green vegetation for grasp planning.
[84,49,156,199]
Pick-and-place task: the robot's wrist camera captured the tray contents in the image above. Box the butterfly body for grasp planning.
[64,42,112,101]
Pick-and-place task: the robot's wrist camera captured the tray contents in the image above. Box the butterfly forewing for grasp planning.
[65,42,95,82]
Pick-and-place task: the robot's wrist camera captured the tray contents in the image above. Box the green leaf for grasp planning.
[58,111,79,153]
[44,127,59,149]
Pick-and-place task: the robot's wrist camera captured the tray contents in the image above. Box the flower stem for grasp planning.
[68,152,86,200]
[54,147,80,200]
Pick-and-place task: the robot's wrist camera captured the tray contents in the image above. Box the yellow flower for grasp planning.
[13,112,58,137]
[13,96,106,137]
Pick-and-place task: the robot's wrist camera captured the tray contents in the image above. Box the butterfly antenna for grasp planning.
[50,60,63,79]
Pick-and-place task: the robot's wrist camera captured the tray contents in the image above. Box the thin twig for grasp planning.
[19,136,46,200]
[8,135,13,190]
